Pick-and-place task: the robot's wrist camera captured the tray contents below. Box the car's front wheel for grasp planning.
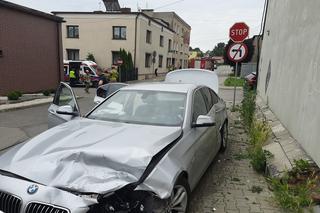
[168,177,190,213]
[220,122,228,152]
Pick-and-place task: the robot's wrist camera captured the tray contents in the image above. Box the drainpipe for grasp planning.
[57,22,63,83]
[134,13,140,75]
[256,0,269,87]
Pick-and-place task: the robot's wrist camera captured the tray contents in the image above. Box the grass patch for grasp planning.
[268,159,320,212]
[224,77,245,87]
[233,152,249,160]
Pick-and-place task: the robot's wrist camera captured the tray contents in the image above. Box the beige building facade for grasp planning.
[145,11,191,69]
[54,11,190,79]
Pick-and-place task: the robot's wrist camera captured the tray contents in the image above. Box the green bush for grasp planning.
[247,120,271,173]
[241,84,256,129]
[268,160,315,212]
[86,53,96,62]
[13,90,22,97]
[7,91,20,100]
[42,90,51,96]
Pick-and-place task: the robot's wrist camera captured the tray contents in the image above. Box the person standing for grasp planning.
[83,70,91,93]
[97,67,108,87]
[69,69,76,87]
[155,68,158,77]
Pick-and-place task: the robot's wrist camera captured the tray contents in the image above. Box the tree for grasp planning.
[86,53,96,62]
[211,42,226,56]
[189,47,204,57]
[118,49,134,82]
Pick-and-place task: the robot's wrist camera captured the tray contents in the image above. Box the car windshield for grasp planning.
[88,90,187,126]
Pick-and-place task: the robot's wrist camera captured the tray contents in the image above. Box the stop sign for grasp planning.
[229,22,249,43]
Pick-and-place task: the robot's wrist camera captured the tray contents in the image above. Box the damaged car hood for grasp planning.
[0,119,182,194]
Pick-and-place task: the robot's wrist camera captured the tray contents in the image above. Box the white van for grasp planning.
[63,60,100,87]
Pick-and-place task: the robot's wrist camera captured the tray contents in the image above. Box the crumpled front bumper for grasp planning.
[0,174,96,213]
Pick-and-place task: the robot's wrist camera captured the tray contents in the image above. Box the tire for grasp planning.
[169,177,190,213]
[219,122,228,153]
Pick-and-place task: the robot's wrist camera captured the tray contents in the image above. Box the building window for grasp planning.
[158,55,163,68]
[168,39,172,52]
[146,30,152,44]
[166,58,171,68]
[145,53,151,67]
[113,26,127,40]
[67,26,79,38]
[66,49,79,60]
[160,35,164,47]
[148,20,151,26]
[112,51,121,65]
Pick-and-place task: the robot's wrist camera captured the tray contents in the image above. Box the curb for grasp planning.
[219,86,243,90]
[0,97,53,113]
[255,95,312,177]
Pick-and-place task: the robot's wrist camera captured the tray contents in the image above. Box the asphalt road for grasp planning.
[0,67,242,150]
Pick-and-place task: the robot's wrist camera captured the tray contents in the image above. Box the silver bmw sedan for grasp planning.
[0,70,228,213]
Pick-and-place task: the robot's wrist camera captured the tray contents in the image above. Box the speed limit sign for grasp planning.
[227,43,248,63]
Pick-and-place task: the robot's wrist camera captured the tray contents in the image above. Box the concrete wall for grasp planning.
[257,0,320,166]
[0,7,63,95]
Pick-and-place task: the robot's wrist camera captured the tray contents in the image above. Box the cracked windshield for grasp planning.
[0,0,319,213]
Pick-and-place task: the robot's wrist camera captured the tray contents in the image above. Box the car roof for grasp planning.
[121,82,197,93]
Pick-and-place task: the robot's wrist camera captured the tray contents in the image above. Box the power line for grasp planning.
[154,0,185,10]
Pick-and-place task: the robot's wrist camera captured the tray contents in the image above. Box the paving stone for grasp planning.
[189,110,284,212]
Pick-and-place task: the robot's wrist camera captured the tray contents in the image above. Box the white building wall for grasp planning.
[58,13,174,78]
[60,13,136,68]
[135,15,174,77]
[257,0,320,166]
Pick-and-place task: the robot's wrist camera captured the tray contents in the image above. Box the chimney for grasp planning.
[120,7,131,13]
[102,0,121,12]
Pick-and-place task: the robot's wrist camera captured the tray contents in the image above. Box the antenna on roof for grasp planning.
[137,1,141,12]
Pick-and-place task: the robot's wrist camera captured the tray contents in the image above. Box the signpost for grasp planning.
[229,22,250,109]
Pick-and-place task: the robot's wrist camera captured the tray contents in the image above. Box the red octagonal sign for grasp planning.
[229,22,249,43]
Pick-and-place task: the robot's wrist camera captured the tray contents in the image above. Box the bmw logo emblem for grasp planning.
[27,184,39,195]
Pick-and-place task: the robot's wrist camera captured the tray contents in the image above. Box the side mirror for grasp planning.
[192,115,216,128]
[56,105,79,116]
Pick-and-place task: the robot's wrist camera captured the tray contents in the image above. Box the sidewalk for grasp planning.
[0,97,53,113]
[189,109,284,213]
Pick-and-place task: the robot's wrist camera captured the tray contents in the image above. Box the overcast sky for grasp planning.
[8,0,265,51]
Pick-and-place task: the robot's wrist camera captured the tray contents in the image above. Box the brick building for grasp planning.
[0,0,64,95]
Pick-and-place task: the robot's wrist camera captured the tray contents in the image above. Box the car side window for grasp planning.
[200,87,213,111]
[192,89,208,123]
[209,89,219,104]
[53,84,77,110]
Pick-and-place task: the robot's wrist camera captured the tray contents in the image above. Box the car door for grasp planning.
[201,87,220,153]
[188,88,218,186]
[48,82,80,128]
